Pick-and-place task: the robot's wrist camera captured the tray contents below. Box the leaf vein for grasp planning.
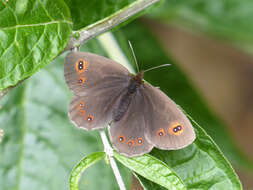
[0,20,72,30]
[37,0,54,21]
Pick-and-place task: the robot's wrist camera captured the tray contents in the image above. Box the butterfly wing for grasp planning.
[142,83,196,149]
[109,89,153,157]
[64,52,130,96]
[65,52,131,130]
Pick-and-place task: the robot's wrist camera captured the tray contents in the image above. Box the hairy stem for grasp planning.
[99,129,126,190]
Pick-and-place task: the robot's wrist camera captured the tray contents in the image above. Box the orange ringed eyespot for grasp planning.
[136,138,143,145]
[77,101,85,111]
[168,122,184,136]
[78,77,86,85]
[127,140,135,147]
[157,128,165,137]
[75,58,87,74]
[86,115,94,122]
[79,101,84,108]
[118,136,125,143]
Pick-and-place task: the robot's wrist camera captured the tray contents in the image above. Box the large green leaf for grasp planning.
[150,117,242,190]
[112,20,253,172]
[149,0,253,53]
[0,39,131,190]
[0,0,72,91]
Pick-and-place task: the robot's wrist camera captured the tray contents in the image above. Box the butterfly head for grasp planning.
[133,71,144,84]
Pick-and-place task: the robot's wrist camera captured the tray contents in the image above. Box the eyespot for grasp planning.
[75,58,87,74]
[136,137,143,145]
[77,101,85,116]
[157,128,165,137]
[168,122,184,136]
[127,139,135,147]
[118,136,125,143]
[77,77,86,85]
[78,101,85,108]
[86,115,94,122]
[77,101,85,110]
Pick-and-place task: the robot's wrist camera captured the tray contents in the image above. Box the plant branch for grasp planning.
[65,0,160,50]
[99,129,126,190]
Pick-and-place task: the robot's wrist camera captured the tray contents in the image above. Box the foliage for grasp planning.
[1,0,252,189]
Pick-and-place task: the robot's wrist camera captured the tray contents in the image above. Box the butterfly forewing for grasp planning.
[142,83,196,149]
[64,52,130,96]
[65,52,131,130]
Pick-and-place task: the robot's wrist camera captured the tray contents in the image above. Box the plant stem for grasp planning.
[99,129,126,190]
[65,0,160,50]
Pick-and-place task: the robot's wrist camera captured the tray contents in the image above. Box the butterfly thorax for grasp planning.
[112,71,144,122]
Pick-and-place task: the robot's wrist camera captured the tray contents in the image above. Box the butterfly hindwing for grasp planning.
[69,92,120,130]
[142,83,196,149]
[109,89,153,157]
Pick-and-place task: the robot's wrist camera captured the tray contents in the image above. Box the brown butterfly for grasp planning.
[64,51,195,157]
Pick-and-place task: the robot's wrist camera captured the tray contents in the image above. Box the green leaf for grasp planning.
[133,116,243,190]
[0,39,131,190]
[114,152,186,190]
[149,0,253,53]
[70,152,105,190]
[147,116,242,190]
[0,0,72,91]
[64,0,136,30]
[113,20,253,172]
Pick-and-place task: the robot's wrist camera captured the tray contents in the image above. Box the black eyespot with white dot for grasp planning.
[119,136,125,142]
[75,59,87,74]
[127,140,134,147]
[157,129,165,137]
[173,125,182,133]
[79,102,84,107]
[136,138,143,145]
[77,77,86,85]
[86,115,94,122]
[78,61,83,70]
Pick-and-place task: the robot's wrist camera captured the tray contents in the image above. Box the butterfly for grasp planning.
[64,51,195,157]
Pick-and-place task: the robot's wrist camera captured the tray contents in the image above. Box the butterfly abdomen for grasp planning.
[113,79,141,122]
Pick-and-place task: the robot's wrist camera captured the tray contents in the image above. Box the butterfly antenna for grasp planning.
[128,41,140,73]
[143,64,171,73]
